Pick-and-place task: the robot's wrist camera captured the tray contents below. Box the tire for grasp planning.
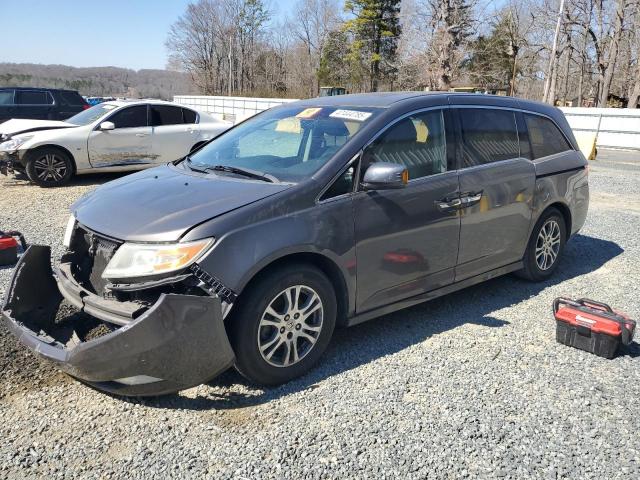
[517,207,567,281]
[25,147,74,187]
[228,264,337,386]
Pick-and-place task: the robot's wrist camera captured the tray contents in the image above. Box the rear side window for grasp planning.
[59,91,86,106]
[524,114,572,159]
[109,105,148,129]
[182,108,197,124]
[151,105,184,126]
[0,90,14,104]
[364,109,447,180]
[460,108,519,166]
[16,90,53,105]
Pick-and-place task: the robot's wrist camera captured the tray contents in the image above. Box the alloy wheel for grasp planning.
[535,219,561,271]
[33,153,68,182]
[257,285,324,368]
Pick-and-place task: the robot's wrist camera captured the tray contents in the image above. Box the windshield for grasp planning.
[66,103,119,126]
[187,105,381,182]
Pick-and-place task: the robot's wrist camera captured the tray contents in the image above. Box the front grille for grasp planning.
[70,226,121,296]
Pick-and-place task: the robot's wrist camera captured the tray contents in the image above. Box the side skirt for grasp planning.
[346,261,523,327]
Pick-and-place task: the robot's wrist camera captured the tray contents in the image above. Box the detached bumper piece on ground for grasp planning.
[1,246,235,396]
[554,297,636,359]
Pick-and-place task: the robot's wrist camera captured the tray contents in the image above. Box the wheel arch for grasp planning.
[541,201,572,236]
[190,141,208,153]
[233,251,350,327]
[24,144,78,174]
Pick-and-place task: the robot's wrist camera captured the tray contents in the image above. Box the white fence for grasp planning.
[174,95,640,151]
[174,95,298,123]
[560,107,640,151]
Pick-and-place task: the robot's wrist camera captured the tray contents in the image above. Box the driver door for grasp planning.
[353,108,461,312]
[87,104,153,168]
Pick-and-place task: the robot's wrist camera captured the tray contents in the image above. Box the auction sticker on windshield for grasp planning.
[329,109,372,122]
[296,108,322,119]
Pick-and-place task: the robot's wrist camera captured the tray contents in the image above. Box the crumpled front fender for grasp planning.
[1,245,236,396]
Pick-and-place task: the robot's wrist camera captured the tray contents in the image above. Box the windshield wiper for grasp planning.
[205,165,277,183]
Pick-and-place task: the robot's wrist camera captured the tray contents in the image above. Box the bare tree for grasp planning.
[598,0,629,105]
[426,0,474,90]
[290,0,341,96]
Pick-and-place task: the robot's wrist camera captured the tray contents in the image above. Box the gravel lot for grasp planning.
[1,150,639,479]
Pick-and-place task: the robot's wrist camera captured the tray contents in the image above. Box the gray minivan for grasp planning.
[2,93,589,396]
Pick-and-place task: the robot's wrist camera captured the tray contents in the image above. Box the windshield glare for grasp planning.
[188,105,380,182]
[66,103,118,126]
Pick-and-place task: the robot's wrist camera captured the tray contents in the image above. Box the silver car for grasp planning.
[0,99,230,186]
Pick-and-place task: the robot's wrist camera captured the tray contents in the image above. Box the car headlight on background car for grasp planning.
[0,135,32,152]
[101,238,214,279]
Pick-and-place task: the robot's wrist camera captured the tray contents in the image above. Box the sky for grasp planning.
[0,0,297,70]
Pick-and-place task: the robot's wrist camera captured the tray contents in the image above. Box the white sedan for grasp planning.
[0,100,231,186]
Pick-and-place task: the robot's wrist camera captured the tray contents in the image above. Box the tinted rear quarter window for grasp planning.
[182,108,197,124]
[151,105,184,126]
[0,90,14,105]
[17,90,52,105]
[109,105,148,129]
[459,108,519,167]
[58,91,86,106]
[524,113,572,159]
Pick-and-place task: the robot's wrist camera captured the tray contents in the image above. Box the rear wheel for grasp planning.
[25,147,74,187]
[228,264,336,385]
[518,208,566,281]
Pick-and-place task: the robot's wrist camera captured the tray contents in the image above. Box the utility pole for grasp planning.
[543,0,565,104]
[228,36,233,97]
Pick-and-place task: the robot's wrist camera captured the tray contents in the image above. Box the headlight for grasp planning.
[62,215,76,248]
[101,238,214,279]
[0,135,32,152]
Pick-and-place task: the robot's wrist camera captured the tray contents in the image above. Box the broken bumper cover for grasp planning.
[1,245,236,396]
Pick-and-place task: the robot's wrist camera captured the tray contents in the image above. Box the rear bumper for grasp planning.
[1,245,235,396]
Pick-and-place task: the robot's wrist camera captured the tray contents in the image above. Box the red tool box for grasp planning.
[0,231,27,266]
[554,297,636,359]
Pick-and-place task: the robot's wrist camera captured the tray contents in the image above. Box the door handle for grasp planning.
[135,133,147,137]
[460,191,483,208]
[435,196,462,212]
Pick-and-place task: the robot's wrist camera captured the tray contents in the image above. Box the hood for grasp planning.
[72,164,291,242]
[0,119,76,139]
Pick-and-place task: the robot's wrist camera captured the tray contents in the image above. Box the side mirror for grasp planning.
[99,121,115,131]
[361,162,409,190]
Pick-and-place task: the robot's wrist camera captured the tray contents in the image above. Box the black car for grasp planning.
[0,87,89,123]
[2,93,589,396]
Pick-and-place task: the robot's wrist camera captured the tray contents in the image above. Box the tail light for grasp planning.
[82,104,91,110]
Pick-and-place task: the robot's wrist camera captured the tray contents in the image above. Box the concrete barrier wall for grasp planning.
[175,96,640,151]
[174,95,299,123]
[560,107,640,151]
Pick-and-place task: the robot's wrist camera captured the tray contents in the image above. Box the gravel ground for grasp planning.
[1,151,639,479]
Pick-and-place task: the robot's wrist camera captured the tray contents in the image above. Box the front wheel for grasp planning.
[518,208,567,281]
[25,147,74,187]
[228,264,336,386]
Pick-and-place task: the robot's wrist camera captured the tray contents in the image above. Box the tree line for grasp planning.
[166,0,640,107]
[0,63,197,100]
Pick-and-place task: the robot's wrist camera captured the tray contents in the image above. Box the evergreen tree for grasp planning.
[342,0,402,91]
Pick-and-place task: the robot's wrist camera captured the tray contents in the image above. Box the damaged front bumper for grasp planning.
[1,246,236,396]
[0,151,24,175]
